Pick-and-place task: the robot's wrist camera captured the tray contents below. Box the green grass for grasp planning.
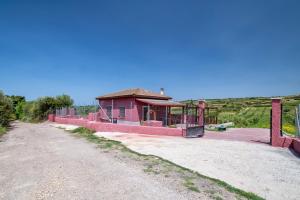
[69,127,264,200]
[183,176,200,192]
[0,126,7,137]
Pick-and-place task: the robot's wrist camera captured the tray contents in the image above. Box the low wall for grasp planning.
[142,120,163,127]
[53,116,183,137]
[292,138,300,155]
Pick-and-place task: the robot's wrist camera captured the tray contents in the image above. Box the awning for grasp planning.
[136,98,184,107]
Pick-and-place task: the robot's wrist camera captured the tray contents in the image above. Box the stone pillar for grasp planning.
[271,98,292,147]
[198,100,206,127]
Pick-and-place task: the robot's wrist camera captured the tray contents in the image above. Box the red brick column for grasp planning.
[198,100,206,127]
[271,98,293,147]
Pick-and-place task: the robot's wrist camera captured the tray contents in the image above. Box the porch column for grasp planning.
[111,99,114,121]
[198,100,205,127]
[167,106,171,125]
[165,106,168,126]
[183,106,187,124]
[147,104,150,121]
[181,106,184,124]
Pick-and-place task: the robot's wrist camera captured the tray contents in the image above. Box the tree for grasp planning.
[55,94,74,108]
[8,95,25,109]
[18,94,74,122]
[33,97,57,120]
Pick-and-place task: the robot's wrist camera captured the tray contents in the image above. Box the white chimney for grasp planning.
[160,88,165,95]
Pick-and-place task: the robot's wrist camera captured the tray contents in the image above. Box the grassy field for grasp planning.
[181,94,300,135]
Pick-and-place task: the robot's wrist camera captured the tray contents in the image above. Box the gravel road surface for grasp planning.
[0,122,202,200]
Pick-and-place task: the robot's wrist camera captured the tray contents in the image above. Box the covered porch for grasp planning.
[136,98,185,127]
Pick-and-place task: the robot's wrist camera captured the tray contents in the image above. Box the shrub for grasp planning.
[15,101,25,119]
[0,91,14,127]
[0,126,7,136]
[282,124,296,135]
[21,94,74,122]
[56,94,74,108]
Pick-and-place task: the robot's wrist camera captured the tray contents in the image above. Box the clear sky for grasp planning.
[0,0,299,104]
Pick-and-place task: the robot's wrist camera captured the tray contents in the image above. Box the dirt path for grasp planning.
[0,122,203,200]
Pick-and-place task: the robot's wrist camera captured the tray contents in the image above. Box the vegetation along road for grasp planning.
[0,122,262,200]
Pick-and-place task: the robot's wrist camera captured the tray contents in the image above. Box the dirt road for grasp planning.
[0,122,201,200]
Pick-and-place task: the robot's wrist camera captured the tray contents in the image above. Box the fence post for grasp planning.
[198,100,206,127]
[271,98,282,146]
[271,97,293,147]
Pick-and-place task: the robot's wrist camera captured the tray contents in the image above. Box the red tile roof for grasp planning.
[96,88,172,100]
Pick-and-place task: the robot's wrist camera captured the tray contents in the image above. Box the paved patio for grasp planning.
[204,128,270,144]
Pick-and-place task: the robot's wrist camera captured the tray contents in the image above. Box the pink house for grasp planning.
[96,88,184,126]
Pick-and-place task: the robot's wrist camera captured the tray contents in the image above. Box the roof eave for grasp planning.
[96,95,172,100]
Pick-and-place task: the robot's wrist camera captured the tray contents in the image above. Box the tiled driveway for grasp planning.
[203,128,270,144]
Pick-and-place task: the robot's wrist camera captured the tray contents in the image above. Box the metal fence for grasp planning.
[55,106,111,123]
[55,107,77,117]
[55,104,101,117]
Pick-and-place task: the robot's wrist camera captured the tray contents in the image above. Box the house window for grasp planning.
[106,106,112,118]
[119,107,125,119]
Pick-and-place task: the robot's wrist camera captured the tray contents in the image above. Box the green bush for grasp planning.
[55,94,73,108]
[15,101,25,119]
[0,126,7,136]
[0,91,14,127]
[21,94,74,122]
[282,124,296,135]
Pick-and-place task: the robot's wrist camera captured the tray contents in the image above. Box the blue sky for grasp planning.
[0,0,299,104]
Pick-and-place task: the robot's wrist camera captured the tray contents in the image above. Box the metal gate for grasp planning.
[185,102,204,138]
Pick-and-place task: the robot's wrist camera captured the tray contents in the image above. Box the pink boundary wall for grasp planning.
[271,98,300,155]
[142,120,163,127]
[49,115,183,137]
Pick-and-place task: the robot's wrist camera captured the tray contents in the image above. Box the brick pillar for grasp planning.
[271,98,281,146]
[271,98,293,147]
[198,100,205,127]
